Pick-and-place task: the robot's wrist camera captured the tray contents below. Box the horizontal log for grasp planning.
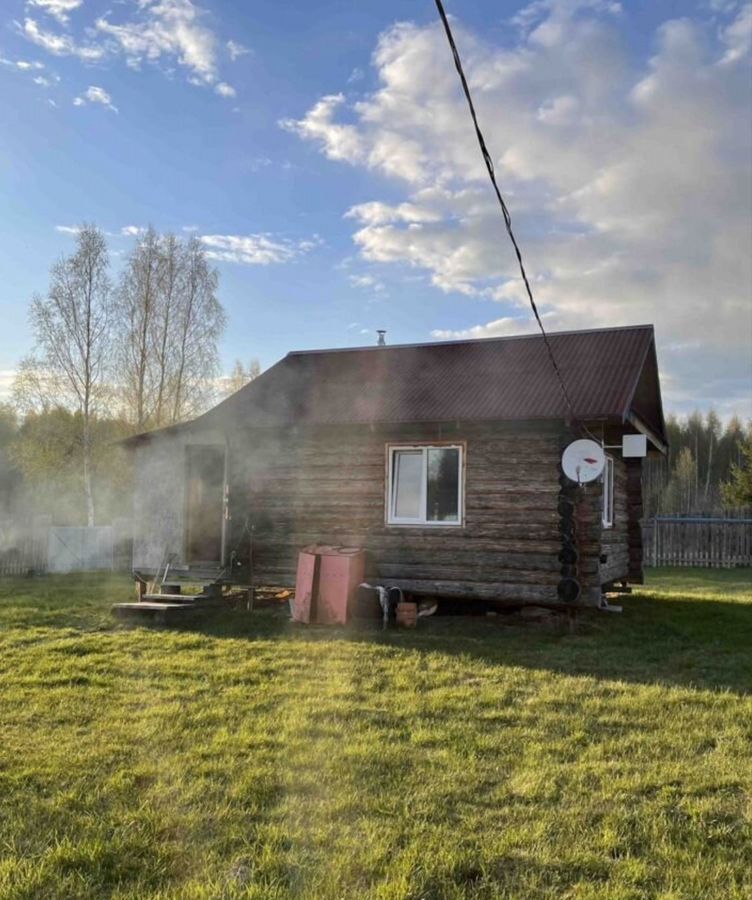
[251,536,566,556]
[376,578,558,602]
[374,564,560,585]
[373,552,561,571]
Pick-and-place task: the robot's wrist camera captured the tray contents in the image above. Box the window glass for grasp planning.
[427,447,460,521]
[392,450,423,520]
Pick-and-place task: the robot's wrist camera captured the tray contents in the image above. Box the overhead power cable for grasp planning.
[433,0,581,427]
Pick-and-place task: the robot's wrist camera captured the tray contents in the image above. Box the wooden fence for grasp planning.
[0,519,132,576]
[0,533,48,576]
[643,516,752,568]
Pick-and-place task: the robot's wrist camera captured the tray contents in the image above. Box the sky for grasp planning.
[0,0,750,420]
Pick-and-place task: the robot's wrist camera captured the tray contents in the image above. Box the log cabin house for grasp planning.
[124,324,667,609]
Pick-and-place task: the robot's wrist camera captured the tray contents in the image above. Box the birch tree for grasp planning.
[13,225,112,525]
[115,231,224,428]
[222,358,261,397]
[168,236,224,424]
[116,227,162,430]
[152,232,181,427]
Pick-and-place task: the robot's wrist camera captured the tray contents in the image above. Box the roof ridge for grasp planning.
[286,323,655,357]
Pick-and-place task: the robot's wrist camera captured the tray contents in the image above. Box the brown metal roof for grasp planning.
[212,323,662,426]
[124,324,666,444]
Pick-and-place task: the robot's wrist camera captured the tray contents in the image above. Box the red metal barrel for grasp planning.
[293,545,366,625]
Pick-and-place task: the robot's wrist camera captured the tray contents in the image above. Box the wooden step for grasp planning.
[116,602,195,611]
[113,601,216,624]
[142,592,214,604]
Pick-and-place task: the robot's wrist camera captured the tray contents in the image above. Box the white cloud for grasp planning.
[22,17,106,62]
[199,233,318,266]
[20,2,243,98]
[0,57,46,70]
[297,234,324,252]
[226,39,249,60]
[348,273,386,292]
[120,225,145,236]
[27,0,83,25]
[431,316,536,341]
[285,3,752,416]
[54,224,81,234]
[719,2,752,64]
[345,201,441,226]
[536,93,579,124]
[95,0,219,85]
[245,156,272,172]
[73,85,117,111]
[279,93,364,163]
[214,80,235,97]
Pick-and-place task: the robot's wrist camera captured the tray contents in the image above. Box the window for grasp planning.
[602,455,614,528]
[387,445,463,525]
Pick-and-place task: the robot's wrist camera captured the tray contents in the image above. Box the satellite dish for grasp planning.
[561,439,605,484]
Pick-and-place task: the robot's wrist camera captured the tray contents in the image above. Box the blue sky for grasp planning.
[1,0,750,418]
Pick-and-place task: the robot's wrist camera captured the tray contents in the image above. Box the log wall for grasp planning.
[226,421,570,604]
[131,419,647,603]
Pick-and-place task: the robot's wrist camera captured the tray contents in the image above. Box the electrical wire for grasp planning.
[433,0,584,430]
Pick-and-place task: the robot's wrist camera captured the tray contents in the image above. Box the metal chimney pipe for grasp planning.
[377,330,386,346]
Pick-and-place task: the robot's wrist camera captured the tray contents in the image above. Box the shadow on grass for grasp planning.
[178,590,752,696]
[1,573,749,695]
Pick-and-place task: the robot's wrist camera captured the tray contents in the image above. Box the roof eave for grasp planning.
[620,328,654,423]
[626,410,668,455]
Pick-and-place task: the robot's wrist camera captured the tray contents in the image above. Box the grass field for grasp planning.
[0,570,750,899]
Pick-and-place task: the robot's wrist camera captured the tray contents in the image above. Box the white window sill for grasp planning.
[387,520,463,528]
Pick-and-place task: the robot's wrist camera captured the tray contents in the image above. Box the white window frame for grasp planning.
[602,454,615,528]
[386,444,464,527]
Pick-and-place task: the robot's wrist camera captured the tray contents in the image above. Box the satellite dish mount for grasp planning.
[561,439,605,485]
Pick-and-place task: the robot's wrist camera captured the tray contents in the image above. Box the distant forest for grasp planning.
[643,412,751,517]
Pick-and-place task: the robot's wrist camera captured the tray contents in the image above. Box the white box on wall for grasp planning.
[622,434,647,457]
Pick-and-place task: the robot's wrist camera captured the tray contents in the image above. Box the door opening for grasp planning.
[185,445,225,565]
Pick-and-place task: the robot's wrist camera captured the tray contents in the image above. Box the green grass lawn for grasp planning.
[0,570,750,899]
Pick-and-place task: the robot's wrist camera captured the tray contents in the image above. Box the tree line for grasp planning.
[2,225,258,527]
[1,225,749,528]
[643,411,752,516]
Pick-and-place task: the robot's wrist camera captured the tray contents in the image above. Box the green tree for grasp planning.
[722,436,752,507]
[9,409,132,525]
[661,447,696,514]
[13,225,113,524]
[643,411,751,515]
[0,404,21,514]
[222,358,261,398]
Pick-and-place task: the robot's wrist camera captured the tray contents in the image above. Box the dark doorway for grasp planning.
[185,445,225,565]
